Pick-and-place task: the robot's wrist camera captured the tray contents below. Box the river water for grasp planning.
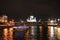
[0,26,60,40]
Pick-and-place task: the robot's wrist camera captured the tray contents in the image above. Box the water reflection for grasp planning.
[24,30,29,40]
[39,26,42,40]
[25,26,59,40]
[1,25,60,40]
[9,28,13,40]
[3,28,8,40]
[48,26,58,40]
[57,27,60,40]
[3,28,13,40]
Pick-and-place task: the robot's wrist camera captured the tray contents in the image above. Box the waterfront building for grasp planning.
[26,15,40,40]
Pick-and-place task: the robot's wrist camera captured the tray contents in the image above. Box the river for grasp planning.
[0,26,60,40]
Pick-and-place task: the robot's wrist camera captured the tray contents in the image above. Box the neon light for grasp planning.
[13,26,27,28]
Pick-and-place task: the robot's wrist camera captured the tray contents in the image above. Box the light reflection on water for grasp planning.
[8,28,13,40]
[3,28,8,40]
[0,26,60,40]
[57,28,60,40]
[48,26,56,40]
[39,26,42,40]
[3,28,13,40]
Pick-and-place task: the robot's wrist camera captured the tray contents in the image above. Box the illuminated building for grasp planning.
[0,15,8,23]
[48,19,57,25]
[27,15,37,22]
[0,15,15,26]
[26,15,40,40]
[47,19,58,40]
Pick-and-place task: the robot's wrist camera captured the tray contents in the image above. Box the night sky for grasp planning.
[0,0,59,19]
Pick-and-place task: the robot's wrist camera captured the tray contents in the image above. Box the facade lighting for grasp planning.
[27,15,37,22]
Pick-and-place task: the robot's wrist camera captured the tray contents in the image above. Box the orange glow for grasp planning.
[57,28,60,40]
[9,28,13,30]
[3,28,13,40]
[5,20,8,23]
[1,19,4,22]
[4,28,8,34]
[3,28,8,40]
[9,28,13,40]
[39,26,42,31]
[58,27,60,31]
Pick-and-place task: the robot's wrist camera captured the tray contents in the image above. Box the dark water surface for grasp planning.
[0,26,60,40]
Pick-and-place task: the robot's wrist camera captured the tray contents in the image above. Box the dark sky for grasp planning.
[0,0,59,19]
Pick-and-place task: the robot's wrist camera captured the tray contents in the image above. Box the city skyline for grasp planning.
[0,0,60,40]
